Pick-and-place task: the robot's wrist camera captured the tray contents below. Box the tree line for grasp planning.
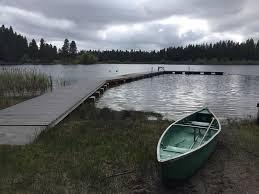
[90,39,259,63]
[1,25,259,64]
[0,25,79,63]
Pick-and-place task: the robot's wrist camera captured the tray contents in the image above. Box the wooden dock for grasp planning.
[164,71,224,75]
[0,70,223,145]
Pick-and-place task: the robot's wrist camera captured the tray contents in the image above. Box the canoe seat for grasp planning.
[160,153,173,158]
[191,121,210,127]
[163,146,188,154]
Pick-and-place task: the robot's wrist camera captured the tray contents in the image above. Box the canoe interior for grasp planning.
[159,108,220,160]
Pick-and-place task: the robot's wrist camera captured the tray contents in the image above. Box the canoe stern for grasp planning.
[160,134,218,181]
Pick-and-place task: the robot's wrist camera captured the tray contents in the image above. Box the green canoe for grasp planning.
[157,107,221,181]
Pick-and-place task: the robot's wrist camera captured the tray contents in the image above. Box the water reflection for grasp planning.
[96,74,259,120]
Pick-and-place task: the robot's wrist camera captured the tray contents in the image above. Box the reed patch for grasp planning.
[0,67,52,109]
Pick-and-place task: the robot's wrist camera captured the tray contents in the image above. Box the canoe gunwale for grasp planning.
[157,107,221,163]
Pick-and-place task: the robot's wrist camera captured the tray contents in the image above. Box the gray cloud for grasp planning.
[0,0,258,50]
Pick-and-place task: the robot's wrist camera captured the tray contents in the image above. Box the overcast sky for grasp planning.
[0,0,258,50]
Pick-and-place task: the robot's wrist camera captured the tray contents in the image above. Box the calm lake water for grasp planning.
[97,74,259,120]
[2,64,259,120]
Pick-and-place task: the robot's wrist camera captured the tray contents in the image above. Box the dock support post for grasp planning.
[94,91,101,98]
[99,88,105,94]
[88,96,96,103]
[257,103,259,124]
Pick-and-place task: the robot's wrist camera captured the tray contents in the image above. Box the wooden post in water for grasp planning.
[257,103,259,124]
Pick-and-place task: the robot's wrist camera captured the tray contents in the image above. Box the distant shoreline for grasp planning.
[96,60,259,65]
[1,60,259,66]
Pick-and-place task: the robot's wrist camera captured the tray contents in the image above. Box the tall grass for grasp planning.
[0,67,52,97]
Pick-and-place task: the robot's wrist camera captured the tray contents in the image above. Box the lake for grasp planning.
[97,74,259,120]
[1,64,259,120]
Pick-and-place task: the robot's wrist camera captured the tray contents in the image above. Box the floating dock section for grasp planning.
[164,71,224,75]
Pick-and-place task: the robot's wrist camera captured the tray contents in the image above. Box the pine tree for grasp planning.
[61,39,70,58]
[28,39,38,60]
[69,40,77,57]
[39,38,45,61]
[256,41,259,60]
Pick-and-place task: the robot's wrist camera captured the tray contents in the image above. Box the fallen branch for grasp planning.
[102,170,135,180]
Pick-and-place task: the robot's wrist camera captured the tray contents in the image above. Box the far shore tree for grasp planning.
[76,51,98,64]
[38,39,57,62]
[61,39,70,59]
[69,40,77,58]
[0,25,28,62]
[39,38,45,61]
[28,39,38,61]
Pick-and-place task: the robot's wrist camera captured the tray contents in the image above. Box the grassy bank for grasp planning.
[0,105,258,193]
[0,105,169,193]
